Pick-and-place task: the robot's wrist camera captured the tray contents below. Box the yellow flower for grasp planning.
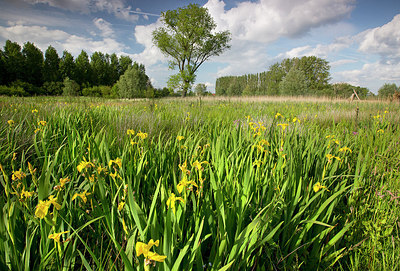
[118,201,125,211]
[109,157,122,168]
[7,120,15,126]
[12,169,26,181]
[176,135,185,141]
[253,160,262,167]
[34,128,41,134]
[21,186,34,200]
[277,123,289,131]
[97,166,108,175]
[292,117,300,123]
[47,195,62,210]
[60,177,70,187]
[137,131,148,140]
[179,161,190,175]
[166,193,184,214]
[338,147,352,153]
[72,190,91,204]
[313,182,329,192]
[32,109,38,113]
[28,162,36,175]
[192,160,208,171]
[130,140,138,146]
[259,139,270,146]
[377,129,384,134]
[275,113,283,119]
[177,176,198,194]
[136,239,167,263]
[127,129,135,135]
[35,200,49,219]
[77,159,94,172]
[38,120,47,126]
[48,231,69,243]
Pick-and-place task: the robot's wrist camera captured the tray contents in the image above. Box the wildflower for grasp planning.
[339,147,352,153]
[277,123,289,131]
[377,129,384,134]
[176,135,185,141]
[28,162,36,175]
[166,193,184,214]
[7,120,15,126]
[109,157,122,168]
[177,176,198,194]
[253,160,262,167]
[47,195,62,210]
[12,169,26,181]
[292,117,300,123]
[313,182,329,192]
[136,239,167,263]
[192,160,208,171]
[326,154,341,163]
[12,153,17,160]
[130,140,138,146]
[275,113,283,119]
[35,200,50,219]
[38,120,47,126]
[97,166,108,175]
[259,139,270,146]
[60,177,71,188]
[118,201,125,211]
[48,231,69,243]
[20,186,34,200]
[137,131,148,140]
[77,159,94,172]
[72,190,91,204]
[127,129,135,136]
[34,128,41,134]
[32,109,38,113]
[179,161,190,175]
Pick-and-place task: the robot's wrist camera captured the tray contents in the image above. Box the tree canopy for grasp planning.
[152,4,231,97]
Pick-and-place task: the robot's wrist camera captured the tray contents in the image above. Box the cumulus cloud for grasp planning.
[357,14,400,64]
[0,23,125,55]
[23,0,140,21]
[204,0,355,43]
[93,18,114,38]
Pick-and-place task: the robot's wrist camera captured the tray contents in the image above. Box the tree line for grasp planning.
[215,56,374,99]
[0,40,170,98]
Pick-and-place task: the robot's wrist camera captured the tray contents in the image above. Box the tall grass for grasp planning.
[0,96,399,270]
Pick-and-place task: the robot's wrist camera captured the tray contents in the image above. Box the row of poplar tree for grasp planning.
[215,56,372,98]
[0,40,169,98]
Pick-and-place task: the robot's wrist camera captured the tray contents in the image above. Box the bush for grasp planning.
[42,81,63,95]
[11,80,43,95]
[62,77,79,96]
[0,85,28,96]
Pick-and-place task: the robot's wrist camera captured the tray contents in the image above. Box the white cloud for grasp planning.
[330,59,357,67]
[357,14,400,64]
[93,18,114,38]
[23,0,140,21]
[204,0,355,43]
[0,23,125,56]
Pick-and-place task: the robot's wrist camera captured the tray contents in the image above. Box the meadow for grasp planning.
[0,96,399,270]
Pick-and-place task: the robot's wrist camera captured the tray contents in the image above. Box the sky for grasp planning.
[0,0,399,94]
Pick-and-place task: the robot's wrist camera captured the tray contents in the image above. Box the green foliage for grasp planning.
[378,83,398,98]
[11,80,42,95]
[153,4,231,97]
[43,45,60,83]
[195,83,207,96]
[62,77,80,96]
[3,40,24,84]
[116,63,150,98]
[0,85,28,96]
[42,81,63,96]
[22,42,44,86]
[279,67,308,95]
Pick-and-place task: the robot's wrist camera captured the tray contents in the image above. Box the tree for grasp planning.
[194,83,207,96]
[3,40,24,84]
[118,55,132,76]
[75,50,91,86]
[22,42,44,86]
[279,67,308,96]
[152,4,231,97]
[43,45,60,83]
[59,50,75,80]
[115,62,150,98]
[90,52,107,85]
[378,83,398,98]
[62,77,79,96]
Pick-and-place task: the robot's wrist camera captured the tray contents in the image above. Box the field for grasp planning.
[0,96,399,270]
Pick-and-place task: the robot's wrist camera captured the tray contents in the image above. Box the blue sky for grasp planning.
[0,0,399,94]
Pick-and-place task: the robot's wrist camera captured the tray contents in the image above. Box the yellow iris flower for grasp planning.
[192,160,208,171]
[77,159,94,172]
[35,195,61,219]
[127,129,135,135]
[277,123,289,131]
[137,131,148,139]
[48,231,69,243]
[72,190,91,204]
[109,157,122,168]
[136,239,167,263]
[12,169,26,181]
[176,135,185,141]
[166,193,184,214]
[177,176,198,194]
[313,182,329,192]
[7,120,15,126]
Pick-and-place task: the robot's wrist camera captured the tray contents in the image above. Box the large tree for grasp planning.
[3,40,25,84]
[75,50,91,86]
[152,4,231,97]
[43,45,60,83]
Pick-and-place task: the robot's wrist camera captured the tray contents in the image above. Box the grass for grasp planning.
[0,95,399,270]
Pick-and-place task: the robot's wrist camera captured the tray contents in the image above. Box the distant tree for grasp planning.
[3,40,24,84]
[118,55,132,76]
[90,52,107,85]
[22,42,44,86]
[194,83,207,96]
[43,45,60,83]
[378,83,398,98]
[59,50,75,80]
[116,62,150,98]
[279,67,307,96]
[152,4,231,97]
[62,77,79,96]
[108,53,119,85]
[42,81,63,95]
[75,50,91,86]
[0,49,5,85]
